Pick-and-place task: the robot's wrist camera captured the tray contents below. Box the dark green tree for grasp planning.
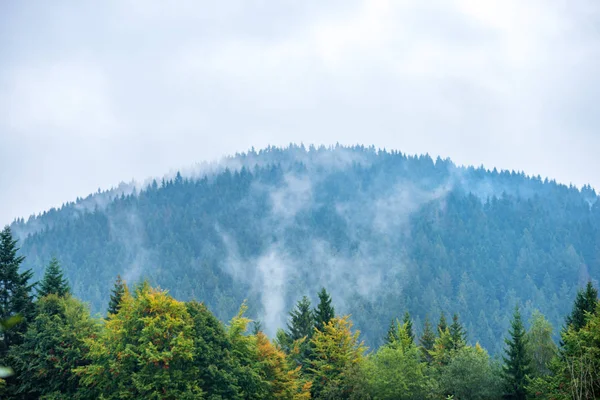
[287,296,314,341]
[449,313,467,350]
[37,257,70,298]
[0,226,35,354]
[502,305,531,400]
[564,281,598,333]
[437,311,448,336]
[107,275,126,315]
[403,311,414,343]
[8,294,98,399]
[385,318,399,345]
[314,288,335,332]
[419,317,435,363]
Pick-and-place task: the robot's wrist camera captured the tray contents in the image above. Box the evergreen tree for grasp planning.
[437,311,448,336]
[314,288,335,332]
[287,296,314,341]
[107,275,126,315]
[37,256,70,298]
[0,226,35,354]
[385,318,399,345]
[419,317,436,363]
[449,313,467,350]
[502,305,531,400]
[403,311,414,343]
[564,281,598,333]
[525,310,556,378]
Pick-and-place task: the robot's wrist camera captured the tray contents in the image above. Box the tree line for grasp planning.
[1,225,599,399]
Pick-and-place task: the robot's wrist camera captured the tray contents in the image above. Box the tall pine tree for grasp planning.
[287,296,314,341]
[38,257,70,298]
[385,319,399,345]
[564,281,598,332]
[314,288,335,332]
[0,226,35,354]
[437,311,448,336]
[449,313,467,350]
[419,317,436,363]
[502,305,531,400]
[107,275,127,315]
[403,311,414,344]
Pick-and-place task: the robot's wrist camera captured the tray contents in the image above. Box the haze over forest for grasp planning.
[9,145,600,354]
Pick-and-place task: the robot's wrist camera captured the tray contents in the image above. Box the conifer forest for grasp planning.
[1,146,599,399]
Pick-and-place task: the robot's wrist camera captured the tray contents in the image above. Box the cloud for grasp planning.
[1,0,599,226]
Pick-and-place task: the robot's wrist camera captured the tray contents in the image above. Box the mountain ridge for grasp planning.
[9,144,600,354]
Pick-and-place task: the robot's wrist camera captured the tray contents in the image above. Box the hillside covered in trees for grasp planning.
[9,145,600,354]
[1,226,599,399]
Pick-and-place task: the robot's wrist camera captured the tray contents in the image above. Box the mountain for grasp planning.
[10,144,600,353]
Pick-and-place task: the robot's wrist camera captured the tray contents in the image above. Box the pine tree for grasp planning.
[419,317,436,363]
[403,311,414,343]
[314,288,335,332]
[107,275,126,315]
[0,226,35,354]
[38,257,70,298]
[564,281,598,332]
[449,313,467,350]
[502,305,531,400]
[385,318,399,344]
[437,311,448,336]
[287,296,314,341]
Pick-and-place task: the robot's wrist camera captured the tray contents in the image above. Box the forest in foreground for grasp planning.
[1,226,599,399]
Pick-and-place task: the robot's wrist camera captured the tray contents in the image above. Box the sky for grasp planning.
[1,0,599,226]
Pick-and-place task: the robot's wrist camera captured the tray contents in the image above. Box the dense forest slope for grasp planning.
[10,145,600,353]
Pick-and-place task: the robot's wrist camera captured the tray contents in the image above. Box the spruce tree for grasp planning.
[437,311,448,336]
[38,257,70,298]
[419,317,436,363]
[502,305,531,400]
[0,226,35,354]
[107,275,126,315]
[287,296,314,341]
[563,281,598,332]
[314,288,335,332]
[385,319,399,344]
[403,311,414,343]
[449,313,467,350]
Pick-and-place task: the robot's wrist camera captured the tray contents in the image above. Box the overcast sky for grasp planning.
[1,0,599,225]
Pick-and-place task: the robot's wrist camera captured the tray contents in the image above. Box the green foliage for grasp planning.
[403,311,414,344]
[107,275,126,315]
[309,316,366,399]
[502,305,531,400]
[0,226,35,354]
[563,281,598,333]
[77,282,203,399]
[436,345,503,400]
[449,313,467,351]
[314,288,335,333]
[363,339,428,399]
[9,294,98,399]
[38,257,70,298]
[419,317,436,363]
[525,310,557,378]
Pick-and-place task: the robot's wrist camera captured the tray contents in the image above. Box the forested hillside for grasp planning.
[10,145,600,353]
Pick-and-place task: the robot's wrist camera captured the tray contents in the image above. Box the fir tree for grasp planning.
[419,317,436,363]
[0,226,35,354]
[314,288,335,332]
[437,311,448,336]
[502,305,531,400]
[287,296,314,341]
[403,311,415,343]
[449,313,467,350]
[385,318,399,344]
[38,257,70,298]
[563,281,598,333]
[107,275,126,315]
